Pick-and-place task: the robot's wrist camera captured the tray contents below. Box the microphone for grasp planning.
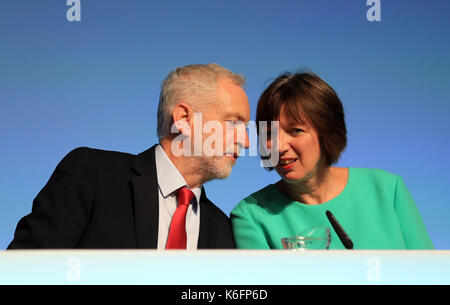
[326,210,354,249]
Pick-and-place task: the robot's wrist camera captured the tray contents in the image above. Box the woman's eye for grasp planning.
[291,128,304,134]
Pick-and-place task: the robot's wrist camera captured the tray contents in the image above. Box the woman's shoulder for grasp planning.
[347,167,402,195]
[236,184,278,205]
[232,184,286,214]
[350,167,399,182]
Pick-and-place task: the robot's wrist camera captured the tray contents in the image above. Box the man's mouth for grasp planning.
[225,148,240,161]
[225,152,238,161]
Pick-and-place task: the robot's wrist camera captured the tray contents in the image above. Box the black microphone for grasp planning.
[326,210,354,249]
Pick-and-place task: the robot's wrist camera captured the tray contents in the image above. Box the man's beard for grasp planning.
[191,155,234,183]
[208,156,234,179]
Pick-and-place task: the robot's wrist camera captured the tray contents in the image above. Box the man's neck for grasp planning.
[160,139,204,189]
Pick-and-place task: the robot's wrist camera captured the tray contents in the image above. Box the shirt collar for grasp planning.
[155,144,202,205]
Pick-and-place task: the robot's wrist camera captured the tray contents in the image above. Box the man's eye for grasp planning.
[226,121,244,129]
[225,121,236,128]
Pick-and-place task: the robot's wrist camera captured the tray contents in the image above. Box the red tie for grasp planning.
[166,187,195,249]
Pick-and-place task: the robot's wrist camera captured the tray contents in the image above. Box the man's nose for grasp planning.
[242,128,250,149]
[234,124,250,149]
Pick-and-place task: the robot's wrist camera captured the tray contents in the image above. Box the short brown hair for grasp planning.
[256,71,347,167]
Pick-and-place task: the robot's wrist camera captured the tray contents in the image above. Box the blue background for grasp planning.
[1,0,449,249]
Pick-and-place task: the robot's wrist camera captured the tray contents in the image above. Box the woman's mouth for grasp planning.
[279,159,297,170]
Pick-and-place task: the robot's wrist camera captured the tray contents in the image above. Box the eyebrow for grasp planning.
[224,112,248,122]
[287,121,307,127]
[285,121,310,131]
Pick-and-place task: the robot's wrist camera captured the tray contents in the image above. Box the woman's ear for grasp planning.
[172,102,192,137]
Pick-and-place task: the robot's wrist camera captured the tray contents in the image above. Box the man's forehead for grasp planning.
[213,80,250,121]
[216,77,247,97]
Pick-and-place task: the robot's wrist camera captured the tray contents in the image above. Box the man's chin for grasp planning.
[226,155,238,163]
[216,167,233,179]
[214,159,234,179]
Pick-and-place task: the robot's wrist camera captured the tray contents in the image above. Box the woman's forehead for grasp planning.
[278,103,310,126]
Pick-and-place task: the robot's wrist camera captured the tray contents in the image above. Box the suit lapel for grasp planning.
[197,189,211,249]
[131,145,159,249]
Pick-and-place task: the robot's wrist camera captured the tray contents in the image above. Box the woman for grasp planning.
[231,71,434,249]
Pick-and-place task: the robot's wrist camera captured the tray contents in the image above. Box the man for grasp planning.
[8,63,250,249]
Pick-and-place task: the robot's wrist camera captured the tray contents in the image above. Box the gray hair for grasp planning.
[157,63,246,140]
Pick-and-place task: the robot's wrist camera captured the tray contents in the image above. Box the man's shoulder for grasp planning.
[57,146,139,175]
[61,146,135,164]
[200,193,230,221]
[65,146,135,161]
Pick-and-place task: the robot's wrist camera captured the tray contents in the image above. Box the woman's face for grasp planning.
[268,105,322,182]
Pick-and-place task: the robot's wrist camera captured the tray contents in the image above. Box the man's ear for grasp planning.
[172,103,192,137]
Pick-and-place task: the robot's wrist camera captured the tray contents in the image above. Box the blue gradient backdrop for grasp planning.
[1,1,449,249]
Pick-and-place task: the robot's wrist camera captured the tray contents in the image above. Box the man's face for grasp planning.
[196,77,250,179]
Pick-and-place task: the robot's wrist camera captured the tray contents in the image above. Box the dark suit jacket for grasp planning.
[8,145,235,249]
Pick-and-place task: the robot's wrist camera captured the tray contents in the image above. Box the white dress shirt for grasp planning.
[155,144,201,250]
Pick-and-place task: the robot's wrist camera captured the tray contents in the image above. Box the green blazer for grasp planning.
[231,168,434,249]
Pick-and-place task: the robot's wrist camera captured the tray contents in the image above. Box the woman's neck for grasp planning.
[276,167,348,205]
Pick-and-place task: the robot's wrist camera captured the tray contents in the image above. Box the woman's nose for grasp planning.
[278,130,290,154]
